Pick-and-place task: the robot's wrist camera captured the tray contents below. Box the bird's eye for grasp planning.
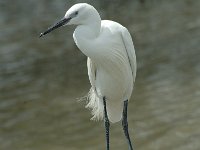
[75,11,78,15]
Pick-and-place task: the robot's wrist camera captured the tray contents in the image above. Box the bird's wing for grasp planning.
[121,27,137,82]
[87,57,96,89]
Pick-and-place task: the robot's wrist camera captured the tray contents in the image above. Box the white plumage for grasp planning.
[71,4,136,123]
[40,3,136,123]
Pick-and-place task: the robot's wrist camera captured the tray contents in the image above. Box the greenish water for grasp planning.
[0,0,200,150]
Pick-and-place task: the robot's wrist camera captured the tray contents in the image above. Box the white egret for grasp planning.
[40,3,136,150]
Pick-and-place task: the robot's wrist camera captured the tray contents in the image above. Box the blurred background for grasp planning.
[0,0,200,150]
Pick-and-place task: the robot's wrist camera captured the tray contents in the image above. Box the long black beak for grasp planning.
[39,17,71,37]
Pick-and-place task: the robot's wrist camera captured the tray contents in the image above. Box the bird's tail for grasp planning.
[86,88,104,121]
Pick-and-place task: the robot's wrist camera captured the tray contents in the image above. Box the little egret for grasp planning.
[40,3,136,150]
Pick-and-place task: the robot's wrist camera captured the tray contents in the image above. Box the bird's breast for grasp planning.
[74,26,133,100]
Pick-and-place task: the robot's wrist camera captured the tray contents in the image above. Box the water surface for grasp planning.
[0,0,200,150]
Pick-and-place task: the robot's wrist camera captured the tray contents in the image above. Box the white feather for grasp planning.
[70,4,136,123]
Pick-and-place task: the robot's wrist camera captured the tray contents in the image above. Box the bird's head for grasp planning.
[39,3,98,37]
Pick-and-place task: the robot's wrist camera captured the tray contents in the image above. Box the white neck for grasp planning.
[77,10,101,38]
[73,10,101,58]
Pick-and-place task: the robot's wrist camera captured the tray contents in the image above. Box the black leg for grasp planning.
[103,96,110,150]
[122,100,133,150]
